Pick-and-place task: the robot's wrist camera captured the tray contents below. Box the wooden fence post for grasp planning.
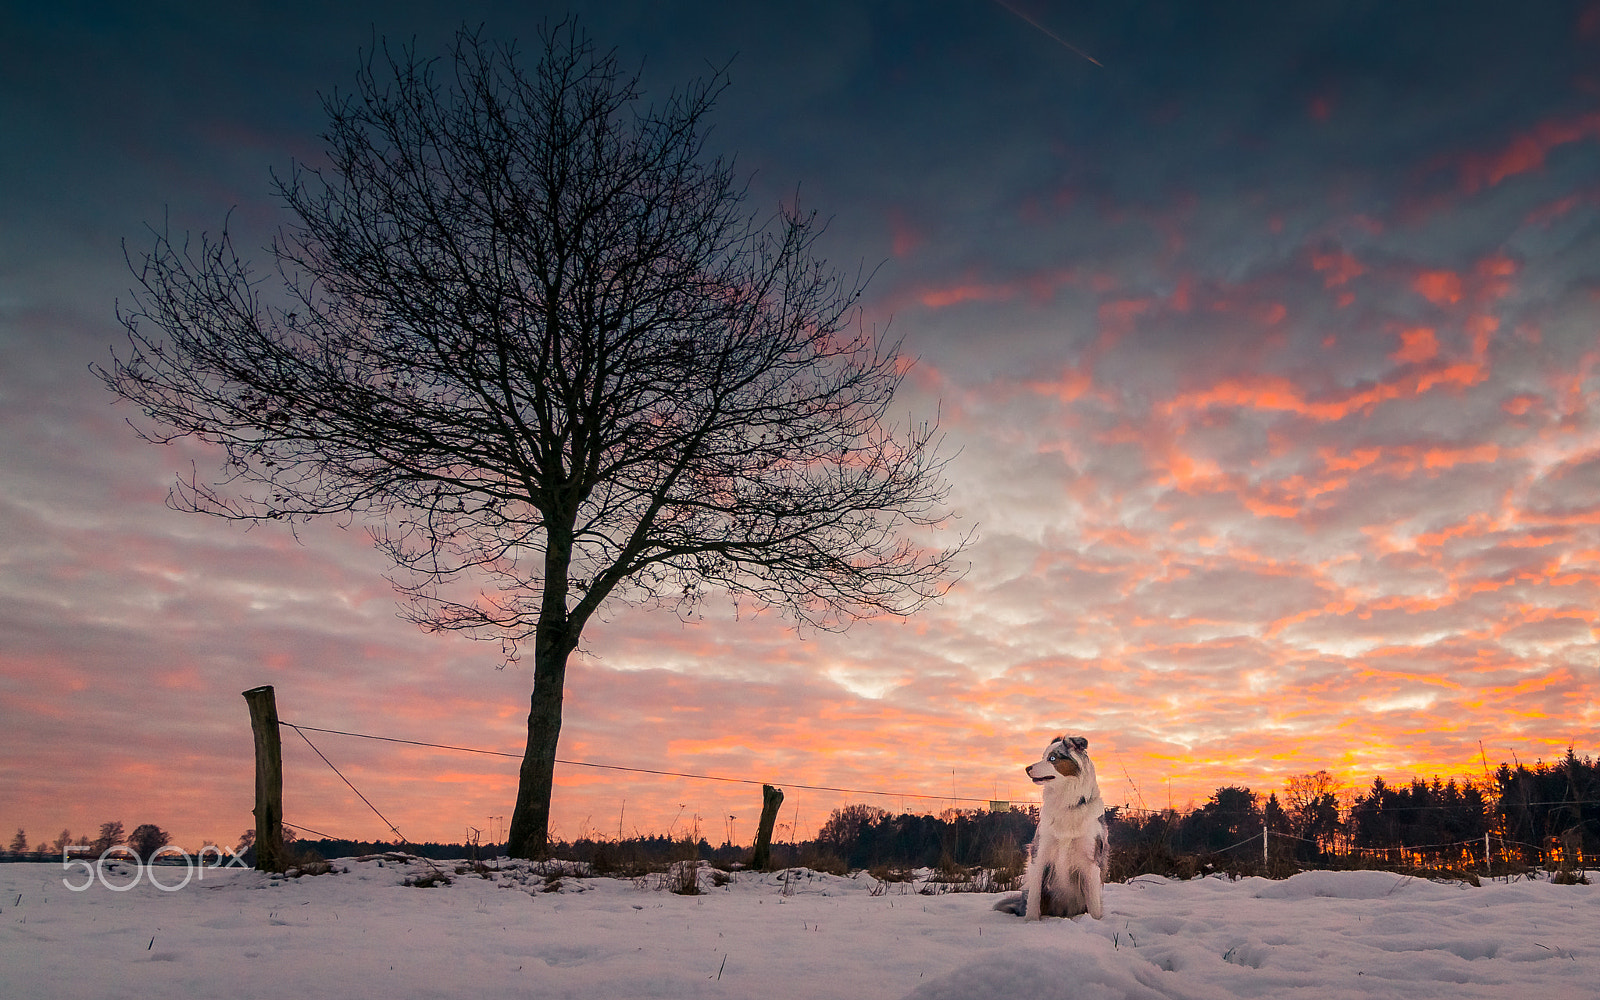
[242,685,287,873]
[751,784,784,870]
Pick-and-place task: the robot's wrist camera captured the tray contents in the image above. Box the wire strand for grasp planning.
[280,720,1033,805]
[285,724,410,843]
[283,724,447,875]
[281,820,341,841]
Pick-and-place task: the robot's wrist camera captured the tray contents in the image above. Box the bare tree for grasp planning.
[97,24,965,858]
[91,821,126,855]
[1283,770,1343,855]
[1283,770,1338,813]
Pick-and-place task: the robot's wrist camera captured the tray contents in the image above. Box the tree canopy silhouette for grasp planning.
[97,23,966,858]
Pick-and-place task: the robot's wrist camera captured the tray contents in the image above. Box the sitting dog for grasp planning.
[994,734,1108,920]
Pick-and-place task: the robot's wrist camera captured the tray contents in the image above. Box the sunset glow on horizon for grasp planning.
[2,1,1598,851]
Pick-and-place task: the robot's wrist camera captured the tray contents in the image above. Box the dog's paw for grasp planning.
[992,892,1026,916]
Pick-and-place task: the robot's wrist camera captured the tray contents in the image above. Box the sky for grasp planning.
[2,0,1599,851]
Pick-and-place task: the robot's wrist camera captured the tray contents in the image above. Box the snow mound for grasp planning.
[1250,869,1431,900]
[902,944,1190,1000]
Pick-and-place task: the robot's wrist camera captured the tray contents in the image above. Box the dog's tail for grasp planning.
[992,891,1026,916]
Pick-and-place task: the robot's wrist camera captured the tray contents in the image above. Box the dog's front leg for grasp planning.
[1084,869,1104,920]
[1085,826,1108,920]
[1023,842,1044,920]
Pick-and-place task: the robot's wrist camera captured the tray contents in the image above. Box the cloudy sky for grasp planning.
[3,0,1599,851]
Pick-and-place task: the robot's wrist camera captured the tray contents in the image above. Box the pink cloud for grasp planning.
[1311,248,1364,288]
[1458,112,1600,193]
[909,268,1076,310]
[1392,327,1439,364]
[1412,271,1462,306]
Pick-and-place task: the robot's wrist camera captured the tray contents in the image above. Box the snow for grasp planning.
[3,859,1597,999]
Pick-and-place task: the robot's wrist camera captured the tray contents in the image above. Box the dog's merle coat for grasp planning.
[994,734,1108,920]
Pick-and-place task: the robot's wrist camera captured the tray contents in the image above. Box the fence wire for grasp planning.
[281,720,1038,806]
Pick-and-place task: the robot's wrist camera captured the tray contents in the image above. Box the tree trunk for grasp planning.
[507,539,580,860]
[507,637,571,859]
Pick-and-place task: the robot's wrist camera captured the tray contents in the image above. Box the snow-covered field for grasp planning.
[3,857,1596,999]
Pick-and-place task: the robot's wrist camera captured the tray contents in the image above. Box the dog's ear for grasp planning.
[1069,735,1089,752]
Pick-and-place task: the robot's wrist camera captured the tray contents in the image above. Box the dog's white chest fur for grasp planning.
[999,734,1108,920]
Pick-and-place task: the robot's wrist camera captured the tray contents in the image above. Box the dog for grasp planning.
[994,734,1108,920]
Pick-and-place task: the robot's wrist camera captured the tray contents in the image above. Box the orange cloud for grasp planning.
[1421,443,1501,471]
[1412,271,1462,305]
[1502,394,1543,417]
[1162,375,1401,423]
[1524,193,1584,227]
[1320,446,1383,473]
[1459,112,1600,192]
[912,268,1075,309]
[1392,327,1440,364]
[1473,254,1518,302]
[1311,248,1365,288]
[1025,366,1095,404]
[1098,296,1155,342]
[919,282,1012,308]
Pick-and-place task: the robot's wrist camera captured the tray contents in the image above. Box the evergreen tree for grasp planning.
[1180,787,1260,854]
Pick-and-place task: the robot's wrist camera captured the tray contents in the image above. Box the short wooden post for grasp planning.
[242,685,287,873]
[751,784,784,871]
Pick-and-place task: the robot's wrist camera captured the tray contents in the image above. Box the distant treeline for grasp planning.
[786,752,1598,876]
[264,753,1596,878]
[264,816,1037,876]
[2,821,171,862]
[12,753,1595,880]
[1094,751,1598,879]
